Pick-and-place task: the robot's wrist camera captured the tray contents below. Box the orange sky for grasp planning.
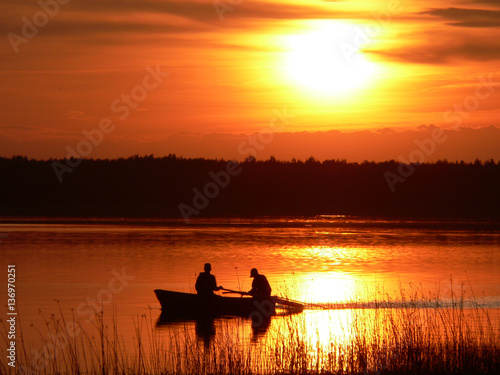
[0,0,499,160]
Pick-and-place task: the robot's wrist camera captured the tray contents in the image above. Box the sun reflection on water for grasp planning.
[295,271,357,304]
[276,245,375,304]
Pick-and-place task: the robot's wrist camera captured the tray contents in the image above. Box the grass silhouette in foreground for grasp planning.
[1,283,499,374]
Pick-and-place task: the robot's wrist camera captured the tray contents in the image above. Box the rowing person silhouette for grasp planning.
[248,268,272,300]
[195,263,223,296]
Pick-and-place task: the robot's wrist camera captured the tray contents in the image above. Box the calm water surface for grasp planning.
[1,216,499,370]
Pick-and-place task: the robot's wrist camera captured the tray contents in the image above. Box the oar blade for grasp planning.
[274,297,304,311]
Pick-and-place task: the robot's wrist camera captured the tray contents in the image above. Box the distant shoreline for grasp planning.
[1,216,499,231]
[2,156,499,220]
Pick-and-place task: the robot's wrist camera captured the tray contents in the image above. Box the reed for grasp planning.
[1,283,499,375]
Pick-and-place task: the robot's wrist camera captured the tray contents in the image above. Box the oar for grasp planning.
[221,288,250,296]
[273,297,304,310]
[222,289,304,310]
[223,289,304,308]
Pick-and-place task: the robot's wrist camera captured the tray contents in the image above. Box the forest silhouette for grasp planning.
[1,155,499,219]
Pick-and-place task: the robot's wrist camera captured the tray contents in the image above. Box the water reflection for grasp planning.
[1,217,499,363]
[195,318,216,348]
[156,313,217,348]
[151,303,499,375]
[155,313,272,347]
[251,314,272,341]
[155,306,306,347]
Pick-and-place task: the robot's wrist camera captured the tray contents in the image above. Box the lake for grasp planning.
[1,216,499,373]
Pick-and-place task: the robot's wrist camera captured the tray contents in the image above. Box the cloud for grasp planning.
[0,0,357,50]
[421,7,500,27]
[0,124,79,141]
[370,39,500,64]
[370,5,500,64]
[0,0,362,37]
[2,125,499,163]
[3,0,343,25]
[66,111,94,121]
[376,128,396,135]
[466,0,500,7]
[65,0,345,23]
[126,125,500,163]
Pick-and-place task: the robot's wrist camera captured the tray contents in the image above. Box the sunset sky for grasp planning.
[1,0,499,161]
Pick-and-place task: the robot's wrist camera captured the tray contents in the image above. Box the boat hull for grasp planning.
[154,289,275,318]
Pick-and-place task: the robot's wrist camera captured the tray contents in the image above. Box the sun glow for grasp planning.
[286,23,378,95]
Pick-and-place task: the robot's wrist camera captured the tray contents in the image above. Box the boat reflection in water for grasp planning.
[154,289,304,345]
[156,306,302,347]
[155,312,217,348]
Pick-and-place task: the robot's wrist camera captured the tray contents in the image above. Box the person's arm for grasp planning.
[211,275,223,291]
[248,278,257,295]
[195,274,202,293]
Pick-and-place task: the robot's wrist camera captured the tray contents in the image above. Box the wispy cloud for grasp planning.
[65,0,345,22]
[0,0,366,38]
[2,125,499,163]
[421,7,500,27]
[370,39,500,64]
[370,3,500,64]
[465,0,500,7]
[1,0,499,157]
[1,0,343,27]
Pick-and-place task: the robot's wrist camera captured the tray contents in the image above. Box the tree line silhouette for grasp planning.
[1,155,499,219]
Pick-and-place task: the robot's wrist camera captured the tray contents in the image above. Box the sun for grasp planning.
[285,22,378,95]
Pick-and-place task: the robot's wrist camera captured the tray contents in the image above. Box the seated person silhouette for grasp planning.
[248,268,272,300]
[195,263,223,296]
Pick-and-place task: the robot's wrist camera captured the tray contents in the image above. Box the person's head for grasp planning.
[250,268,258,277]
[204,263,212,272]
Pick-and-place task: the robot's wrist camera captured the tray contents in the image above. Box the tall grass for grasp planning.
[1,284,499,375]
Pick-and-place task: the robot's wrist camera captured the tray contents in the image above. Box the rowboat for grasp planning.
[154,289,303,319]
